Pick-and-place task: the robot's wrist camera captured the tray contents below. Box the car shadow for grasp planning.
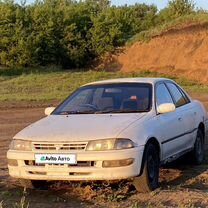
[159,152,208,190]
[0,176,96,208]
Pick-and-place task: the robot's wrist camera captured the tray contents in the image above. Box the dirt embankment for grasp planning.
[104,23,208,84]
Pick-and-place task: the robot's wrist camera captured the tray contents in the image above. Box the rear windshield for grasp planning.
[53,83,152,115]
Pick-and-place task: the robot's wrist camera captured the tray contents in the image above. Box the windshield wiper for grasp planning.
[57,109,149,115]
[95,109,149,114]
[58,110,95,115]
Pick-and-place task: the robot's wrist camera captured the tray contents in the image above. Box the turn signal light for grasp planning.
[102,158,134,168]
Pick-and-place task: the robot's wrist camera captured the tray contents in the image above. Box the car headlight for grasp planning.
[9,139,32,151]
[86,138,135,151]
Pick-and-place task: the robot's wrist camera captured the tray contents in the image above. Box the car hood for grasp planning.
[14,114,146,142]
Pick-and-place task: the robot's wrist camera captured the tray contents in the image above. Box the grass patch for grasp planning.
[0,69,207,102]
[127,13,208,45]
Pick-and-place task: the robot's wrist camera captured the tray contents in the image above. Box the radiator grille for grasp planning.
[32,142,87,151]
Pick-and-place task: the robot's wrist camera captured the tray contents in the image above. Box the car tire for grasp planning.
[19,179,48,189]
[133,143,159,193]
[190,129,204,165]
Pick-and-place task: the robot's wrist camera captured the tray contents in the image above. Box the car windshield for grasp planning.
[53,83,152,115]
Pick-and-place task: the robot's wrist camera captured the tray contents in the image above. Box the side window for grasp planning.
[166,83,187,107]
[180,89,190,103]
[156,83,174,106]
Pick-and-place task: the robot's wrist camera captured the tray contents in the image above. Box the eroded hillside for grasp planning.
[105,23,208,84]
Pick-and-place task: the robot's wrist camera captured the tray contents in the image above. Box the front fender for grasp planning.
[117,116,163,158]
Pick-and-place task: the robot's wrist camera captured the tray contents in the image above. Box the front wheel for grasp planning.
[133,144,159,193]
[190,129,204,165]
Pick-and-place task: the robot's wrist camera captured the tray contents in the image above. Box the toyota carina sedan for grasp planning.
[7,78,208,192]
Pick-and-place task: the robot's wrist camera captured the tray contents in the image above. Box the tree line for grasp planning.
[0,0,196,68]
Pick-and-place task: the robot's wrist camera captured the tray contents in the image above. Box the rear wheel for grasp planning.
[190,129,204,165]
[19,179,48,189]
[133,143,159,193]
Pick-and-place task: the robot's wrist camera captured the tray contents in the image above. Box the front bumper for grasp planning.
[7,147,144,181]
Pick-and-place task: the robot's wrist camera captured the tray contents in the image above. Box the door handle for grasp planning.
[178,117,183,121]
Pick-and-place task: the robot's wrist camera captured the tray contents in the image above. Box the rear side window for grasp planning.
[166,83,187,107]
[156,83,174,106]
[180,89,190,103]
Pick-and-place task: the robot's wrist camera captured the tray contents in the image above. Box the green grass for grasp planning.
[127,13,208,45]
[0,69,207,103]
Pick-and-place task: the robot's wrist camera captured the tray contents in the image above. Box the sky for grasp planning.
[15,0,208,10]
[111,0,208,10]
[112,0,169,9]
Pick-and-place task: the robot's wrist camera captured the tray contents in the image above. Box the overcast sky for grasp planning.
[14,0,208,10]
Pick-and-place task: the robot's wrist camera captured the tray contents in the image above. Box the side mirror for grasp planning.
[157,103,176,114]
[45,107,56,116]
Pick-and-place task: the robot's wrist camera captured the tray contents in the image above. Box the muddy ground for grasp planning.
[0,94,208,207]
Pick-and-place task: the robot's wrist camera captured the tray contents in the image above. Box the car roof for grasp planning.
[83,77,173,86]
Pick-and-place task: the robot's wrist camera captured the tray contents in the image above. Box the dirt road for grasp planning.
[0,95,208,207]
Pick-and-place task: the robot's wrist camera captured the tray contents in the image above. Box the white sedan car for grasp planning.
[7,78,208,192]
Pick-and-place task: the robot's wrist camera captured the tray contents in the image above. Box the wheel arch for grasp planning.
[139,137,161,176]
